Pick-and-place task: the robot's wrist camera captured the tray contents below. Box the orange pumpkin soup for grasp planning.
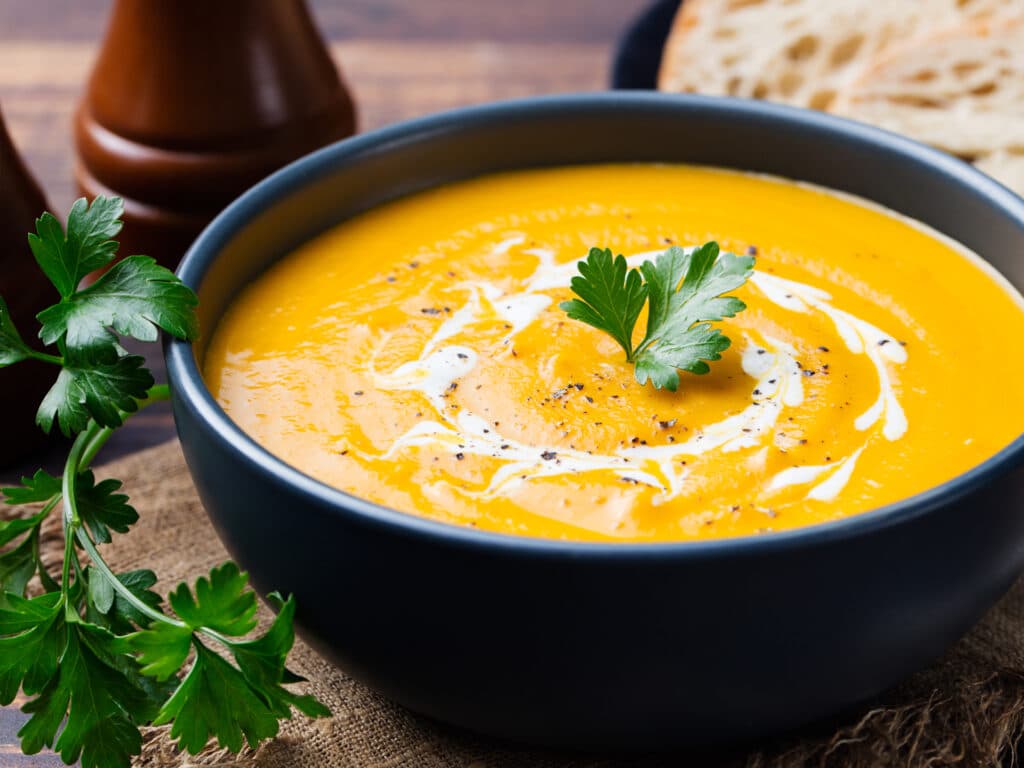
[203,165,1024,542]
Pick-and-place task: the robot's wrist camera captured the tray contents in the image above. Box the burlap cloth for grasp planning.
[13,439,1024,767]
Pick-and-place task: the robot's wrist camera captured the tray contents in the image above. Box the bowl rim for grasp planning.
[166,91,1024,559]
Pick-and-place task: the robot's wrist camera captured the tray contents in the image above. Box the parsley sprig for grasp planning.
[0,198,328,768]
[560,242,755,391]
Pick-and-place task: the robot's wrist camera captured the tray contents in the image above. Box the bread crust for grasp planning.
[657,0,712,92]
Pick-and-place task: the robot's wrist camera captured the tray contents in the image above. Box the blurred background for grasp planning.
[0,0,649,213]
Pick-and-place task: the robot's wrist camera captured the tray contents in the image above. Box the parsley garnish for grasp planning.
[560,242,754,391]
[0,198,328,768]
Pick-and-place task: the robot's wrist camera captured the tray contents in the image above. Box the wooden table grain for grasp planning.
[0,1,650,764]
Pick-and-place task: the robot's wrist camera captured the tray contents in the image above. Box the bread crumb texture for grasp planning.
[658,0,1024,192]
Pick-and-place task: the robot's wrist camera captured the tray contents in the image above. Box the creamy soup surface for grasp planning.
[204,165,1024,542]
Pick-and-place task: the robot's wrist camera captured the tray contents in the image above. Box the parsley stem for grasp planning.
[144,383,171,402]
[80,425,114,469]
[77,386,170,470]
[197,626,235,647]
[59,420,99,607]
[60,522,75,605]
[74,529,186,629]
[27,349,64,366]
[60,383,184,630]
[62,423,97,529]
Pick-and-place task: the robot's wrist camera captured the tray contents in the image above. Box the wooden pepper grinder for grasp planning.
[74,0,357,270]
[0,105,59,465]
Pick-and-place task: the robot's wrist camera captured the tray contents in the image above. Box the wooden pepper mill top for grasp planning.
[0,104,58,465]
[75,0,357,270]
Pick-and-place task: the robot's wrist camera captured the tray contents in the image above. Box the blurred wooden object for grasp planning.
[74,0,357,271]
[0,103,55,466]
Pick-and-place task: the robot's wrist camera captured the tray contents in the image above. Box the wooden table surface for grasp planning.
[0,1,650,764]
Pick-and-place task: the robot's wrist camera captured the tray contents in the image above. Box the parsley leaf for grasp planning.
[0,295,33,367]
[639,243,751,342]
[0,535,39,597]
[3,467,138,546]
[0,509,48,548]
[75,471,139,544]
[129,565,328,754]
[559,248,648,359]
[19,624,151,768]
[2,469,62,505]
[127,622,192,681]
[87,567,116,615]
[169,562,259,637]
[634,243,753,391]
[633,330,733,390]
[0,592,62,704]
[138,594,327,755]
[230,594,331,720]
[560,241,754,390]
[153,641,283,754]
[36,352,154,435]
[2,195,328,766]
[37,255,199,361]
[27,197,123,299]
[126,564,261,683]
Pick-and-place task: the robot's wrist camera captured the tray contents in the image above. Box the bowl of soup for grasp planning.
[166,93,1024,749]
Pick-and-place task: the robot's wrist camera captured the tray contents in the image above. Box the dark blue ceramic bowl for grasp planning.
[166,93,1024,750]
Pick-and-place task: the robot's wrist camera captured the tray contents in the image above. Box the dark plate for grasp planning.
[167,93,1024,750]
[611,0,683,89]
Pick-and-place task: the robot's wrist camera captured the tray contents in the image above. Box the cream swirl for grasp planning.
[371,240,908,504]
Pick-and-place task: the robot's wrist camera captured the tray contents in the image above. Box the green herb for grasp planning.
[560,241,754,391]
[0,197,328,768]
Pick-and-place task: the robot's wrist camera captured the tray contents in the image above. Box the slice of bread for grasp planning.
[657,0,1016,111]
[833,19,1024,161]
[657,0,1024,192]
